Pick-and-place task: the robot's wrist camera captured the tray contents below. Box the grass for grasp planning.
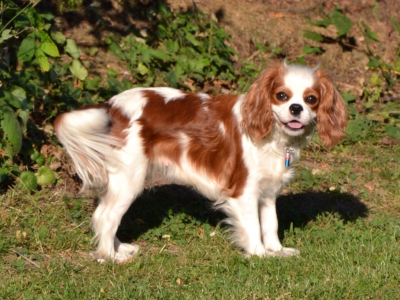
[1,140,399,299]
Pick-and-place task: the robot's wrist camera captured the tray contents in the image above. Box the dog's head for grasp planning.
[241,62,347,148]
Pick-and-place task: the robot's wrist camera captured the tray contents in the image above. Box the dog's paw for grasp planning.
[114,243,140,264]
[90,251,108,264]
[91,243,140,264]
[265,247,300,257]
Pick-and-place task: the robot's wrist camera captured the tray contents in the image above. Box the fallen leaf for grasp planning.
[364,184,374,191]
[270,11,285,18]
[312,168,322,175]
[199,227,204,237]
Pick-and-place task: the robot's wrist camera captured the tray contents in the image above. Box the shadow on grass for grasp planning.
[117,184,368,243]
[276,191,368,238]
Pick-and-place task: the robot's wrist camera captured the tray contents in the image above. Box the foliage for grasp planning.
[0,0,89,187]
[302,6,400,143]
[106,3,237,90]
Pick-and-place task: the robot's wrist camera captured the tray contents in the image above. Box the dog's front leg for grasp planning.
[259,197,299,257]
[223,196,265,257]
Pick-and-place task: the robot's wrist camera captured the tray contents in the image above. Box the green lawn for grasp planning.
[1,141,399,299]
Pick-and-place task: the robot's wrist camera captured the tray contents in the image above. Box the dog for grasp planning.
[54,61,347,263]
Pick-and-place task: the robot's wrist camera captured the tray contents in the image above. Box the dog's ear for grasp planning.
[241,63,282,143]
[316,70,348,148]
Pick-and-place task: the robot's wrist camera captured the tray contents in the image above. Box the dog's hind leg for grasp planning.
[91,146,148,263]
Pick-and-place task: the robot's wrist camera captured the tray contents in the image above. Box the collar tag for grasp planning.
[285,148,293,167]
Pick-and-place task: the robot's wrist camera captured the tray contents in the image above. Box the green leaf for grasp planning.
[13,14,30,28]
[361,21,379,42]
[165,70,179,88]
[107,78,125,93]
[296,57,306,65]
[35,48,50,72]
[40,12,55,21]
[305,17,332,28]
[341,93,357,102]
[346,119,370,139]
[184,30,200,47]
[1,107,22,156]
[51,30,66,44]
[332,10,352,37]
[0,29,13,43]
[107,68,119,78]
[84,76,102,91]
[69,59,88,81]
[17,33,36,62]
[38,31,60,57]
[31,151,45,166]
[303,30,324,42]
[36,166,56,186]
[26,7,44,29]
[64,39,82,59]
[149,49,171,61]
[385,125,400,139]
[3,91,22,109]
[18,171,38,191]
[16,110,28,134]
[137,63,149,75]
[367,58,380,68]
[10,86,28,110]
[303,45,322,54]
[165,40,179,53]
[87,47,99,56]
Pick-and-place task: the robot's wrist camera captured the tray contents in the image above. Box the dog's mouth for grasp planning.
[284,120,304,131]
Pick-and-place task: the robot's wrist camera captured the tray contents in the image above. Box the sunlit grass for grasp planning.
[1,140,399,299]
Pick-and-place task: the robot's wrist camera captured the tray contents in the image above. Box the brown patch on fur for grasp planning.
[241,61,284,143]
[314,70,348,148]
[108,106,130,143]
[302,87,320,110]
[138,91,248,198]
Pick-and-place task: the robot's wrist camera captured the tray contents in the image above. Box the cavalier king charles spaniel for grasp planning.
[55,61,347,263]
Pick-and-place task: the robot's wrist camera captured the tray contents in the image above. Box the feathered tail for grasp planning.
[54,105,119,191]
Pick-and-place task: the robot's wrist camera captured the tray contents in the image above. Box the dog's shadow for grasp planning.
[116,184,368,243]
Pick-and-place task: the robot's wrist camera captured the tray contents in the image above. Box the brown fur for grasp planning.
[138,91,248,198]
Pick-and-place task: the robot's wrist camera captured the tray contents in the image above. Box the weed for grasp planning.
[0,0,90,188]
[106,4,237,90]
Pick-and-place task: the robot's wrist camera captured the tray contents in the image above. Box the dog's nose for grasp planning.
[289,104,303,116]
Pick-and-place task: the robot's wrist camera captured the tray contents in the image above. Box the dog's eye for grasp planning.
[305,95,317,104]
[276,92,289,101]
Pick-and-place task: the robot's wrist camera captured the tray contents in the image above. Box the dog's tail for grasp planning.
[54,105,119,191]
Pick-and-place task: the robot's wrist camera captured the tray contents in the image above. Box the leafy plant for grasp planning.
[303,7,400,143]
[106,3,237,89]
[303,7,354,51]
[0,0,88,187]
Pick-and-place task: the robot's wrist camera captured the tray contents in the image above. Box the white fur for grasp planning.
[273,65,317,137]
[55,108,120,191]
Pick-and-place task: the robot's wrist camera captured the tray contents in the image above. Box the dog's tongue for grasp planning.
[287,121,303,129]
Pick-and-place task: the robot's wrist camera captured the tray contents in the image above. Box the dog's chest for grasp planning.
[255,146,299,195]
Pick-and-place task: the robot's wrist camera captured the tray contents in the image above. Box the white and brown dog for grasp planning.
[55,61,347,263]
